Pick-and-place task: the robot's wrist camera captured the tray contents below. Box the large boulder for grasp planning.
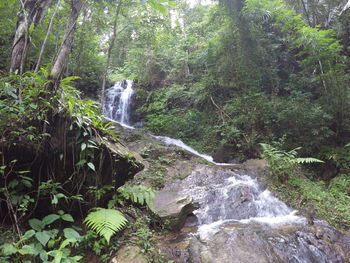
[110,246,148,263]
[151,191,199,230]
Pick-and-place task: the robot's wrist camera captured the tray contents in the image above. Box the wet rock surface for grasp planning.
[113,124,350,263]
[151,191,199,230]
[157,166,350,263]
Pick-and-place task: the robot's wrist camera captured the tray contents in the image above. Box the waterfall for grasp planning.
[103,80,134,127]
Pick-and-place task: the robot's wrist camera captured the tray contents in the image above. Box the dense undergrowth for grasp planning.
[261,143,350,230]
[0,71,159,262]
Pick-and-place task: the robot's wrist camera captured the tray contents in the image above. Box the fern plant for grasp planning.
[84,185,155,243]
[84,208,128,243]
[260,143,323,181]
[117,185,155,207]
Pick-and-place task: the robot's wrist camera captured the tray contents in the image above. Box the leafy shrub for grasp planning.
[0,212,82,263]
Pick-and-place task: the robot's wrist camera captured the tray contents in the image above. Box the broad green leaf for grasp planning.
[61,214,74,222]
[61,76,80,85]
[63,228,81,241]
[59,238,75,250]
[21,179,32,188]
[18,245,36,255]
[22,229,36,240]
[1,243,17,256]
[35,231,51,246]
[42,214,60,226]
[29,218,44,231]
[56,193,66,199]
[40,250,49,261]
[8,0,16,7]
[33,242,44,256]
[53,250,63,263]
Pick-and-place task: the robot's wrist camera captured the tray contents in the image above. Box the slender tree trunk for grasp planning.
[35,0,61,73]
[101,0,123,108]
[300,0,312,26]
[10,0,52,74]
[49,0,83,86]
[75,9,88,75]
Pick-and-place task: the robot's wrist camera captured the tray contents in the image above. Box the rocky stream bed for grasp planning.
[111,125,350,263]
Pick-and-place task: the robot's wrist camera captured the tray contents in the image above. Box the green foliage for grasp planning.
[117,185,155,207]
[0,70,51,145]
[59,76,112,134]
[145,0,176,15]
[0,213,82,263]
[261,143,323,180]
[274,173,350,229]
[84,208,128,244]
[84,184,155,244]
[129,217,155,254]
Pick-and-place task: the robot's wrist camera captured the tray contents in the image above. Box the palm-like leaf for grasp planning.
[84,208,127,243]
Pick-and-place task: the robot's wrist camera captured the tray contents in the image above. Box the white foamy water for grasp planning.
[172,169,305,237]
[103,80,134,126]
[239,211,305,226]
[152,135,234,166]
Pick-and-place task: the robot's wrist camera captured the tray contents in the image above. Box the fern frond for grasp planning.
[118,185,155,208]
[294,158,324,164]
[84,208,127,243]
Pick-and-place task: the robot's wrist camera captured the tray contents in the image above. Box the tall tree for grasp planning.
[10,0,53,74]
[49,0,84,86]
[35,0,61,73]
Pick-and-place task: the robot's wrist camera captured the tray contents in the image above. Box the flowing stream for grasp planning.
[103,81,349,263]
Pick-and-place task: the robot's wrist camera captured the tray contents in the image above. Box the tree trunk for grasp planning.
[10,0,52,74]
[49,0,83,86]
[35,0,61,73]
[101,0,123,108]
[300,0,312,26]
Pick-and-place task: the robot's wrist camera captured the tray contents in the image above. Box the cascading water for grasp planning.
[162,167,346,262]
[104,80,349,262]
[103,80,134,127]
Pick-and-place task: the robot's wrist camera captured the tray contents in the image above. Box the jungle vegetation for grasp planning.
[0,0,350,261]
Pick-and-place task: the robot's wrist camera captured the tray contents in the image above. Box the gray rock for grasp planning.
[151,191,199,230]
[110,246,148,263]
